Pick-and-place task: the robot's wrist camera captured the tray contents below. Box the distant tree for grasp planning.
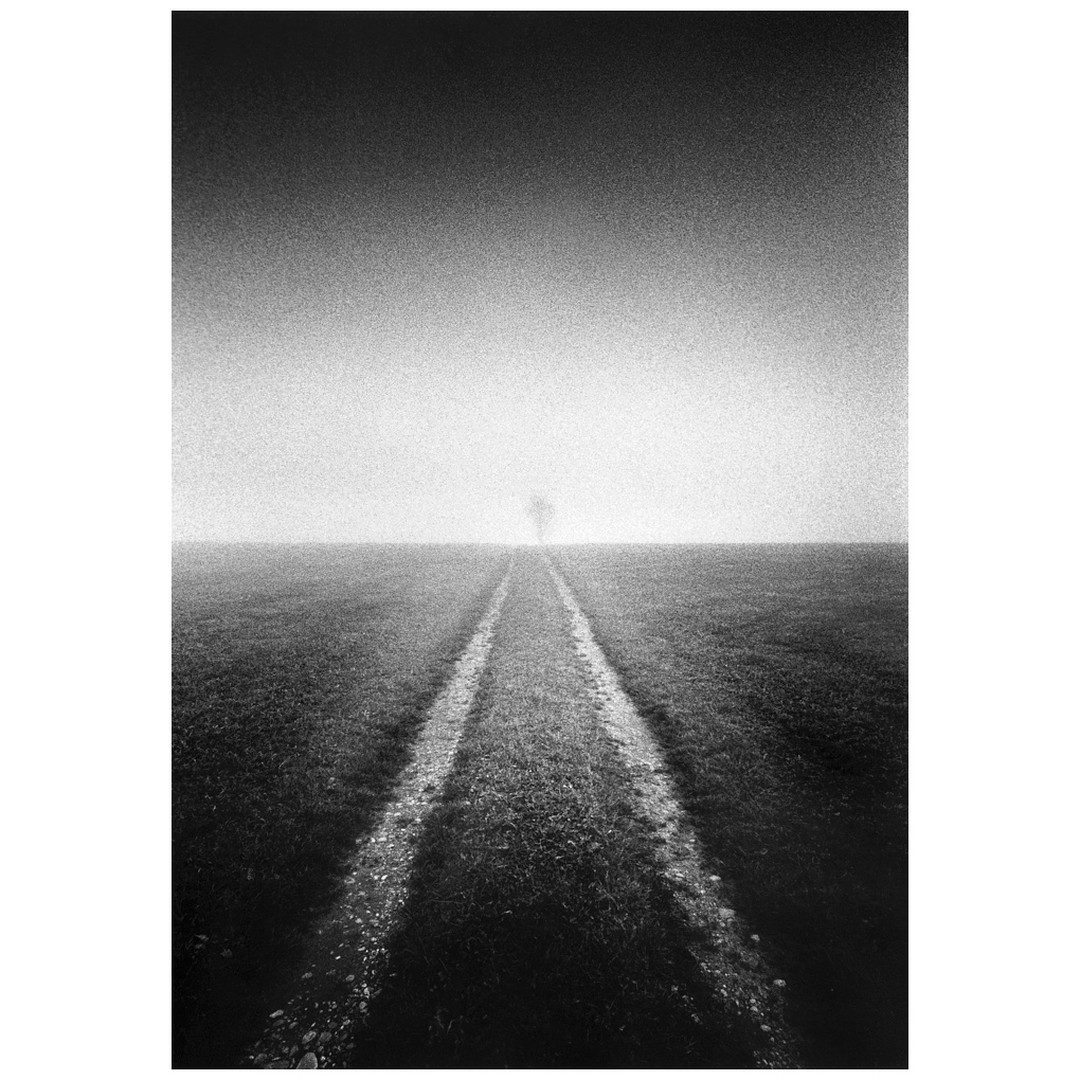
[527,494,554,544]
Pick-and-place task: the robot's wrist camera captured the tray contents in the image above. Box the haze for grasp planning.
[173,12,906,544]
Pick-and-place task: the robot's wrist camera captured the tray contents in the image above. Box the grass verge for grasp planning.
[172,544,508,1067]
[553,543,908,1068]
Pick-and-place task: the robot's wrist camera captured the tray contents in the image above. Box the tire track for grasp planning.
[546,556,797,1068]
[248,566,512,1069]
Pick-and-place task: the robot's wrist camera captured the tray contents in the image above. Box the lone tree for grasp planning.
[527,494,554,544]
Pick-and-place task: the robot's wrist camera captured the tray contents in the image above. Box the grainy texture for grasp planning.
[553,543,907,1067]
[174,543,905,1068]
[172,544,509,1067]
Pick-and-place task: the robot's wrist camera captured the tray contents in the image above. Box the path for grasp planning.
[249,552,794,1067]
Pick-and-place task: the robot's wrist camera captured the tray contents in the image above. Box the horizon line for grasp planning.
[172,538,909,547]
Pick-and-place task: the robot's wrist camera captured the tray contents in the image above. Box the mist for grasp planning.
[173,12,906,544]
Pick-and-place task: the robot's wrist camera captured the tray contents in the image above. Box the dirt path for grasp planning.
[250,552,795,1067]
[247,568,511,1069]
[547,556,796,1067]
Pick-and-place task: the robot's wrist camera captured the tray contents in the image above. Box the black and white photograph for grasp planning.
[12,2,1080,1077]
[171,8,907,1068]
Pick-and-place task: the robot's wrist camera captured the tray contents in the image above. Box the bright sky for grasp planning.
[173,12,906,544]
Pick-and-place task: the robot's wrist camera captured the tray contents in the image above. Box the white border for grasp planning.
[6,3,1075,1077]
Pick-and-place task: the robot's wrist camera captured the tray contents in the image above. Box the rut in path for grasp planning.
[247,568,511,1069]
[546,555,797,1067]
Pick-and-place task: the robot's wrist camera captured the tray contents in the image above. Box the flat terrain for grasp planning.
[172,544,509,1067]
[554,543,908,1067]
[173,543,906,1068]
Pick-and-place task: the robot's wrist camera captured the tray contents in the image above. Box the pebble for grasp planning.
[761,1024,772,1033]
[773,978,786,988]
[270,1010,284,1020]
[750,934,760,942]
[302,1031,317,1044]
[301,972,313,980]
[297,1051,318,1068]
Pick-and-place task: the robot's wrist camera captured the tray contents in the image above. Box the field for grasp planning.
[554,543,908,1067]
[173,543,906,1068]
[172,544,509,1067]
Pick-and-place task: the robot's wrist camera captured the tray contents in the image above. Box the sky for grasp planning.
[173,12,906,544]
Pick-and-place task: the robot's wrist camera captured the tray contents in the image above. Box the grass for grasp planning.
[172,543,508,1067]
[350,552,763,1067]
[553,543,908,1068]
